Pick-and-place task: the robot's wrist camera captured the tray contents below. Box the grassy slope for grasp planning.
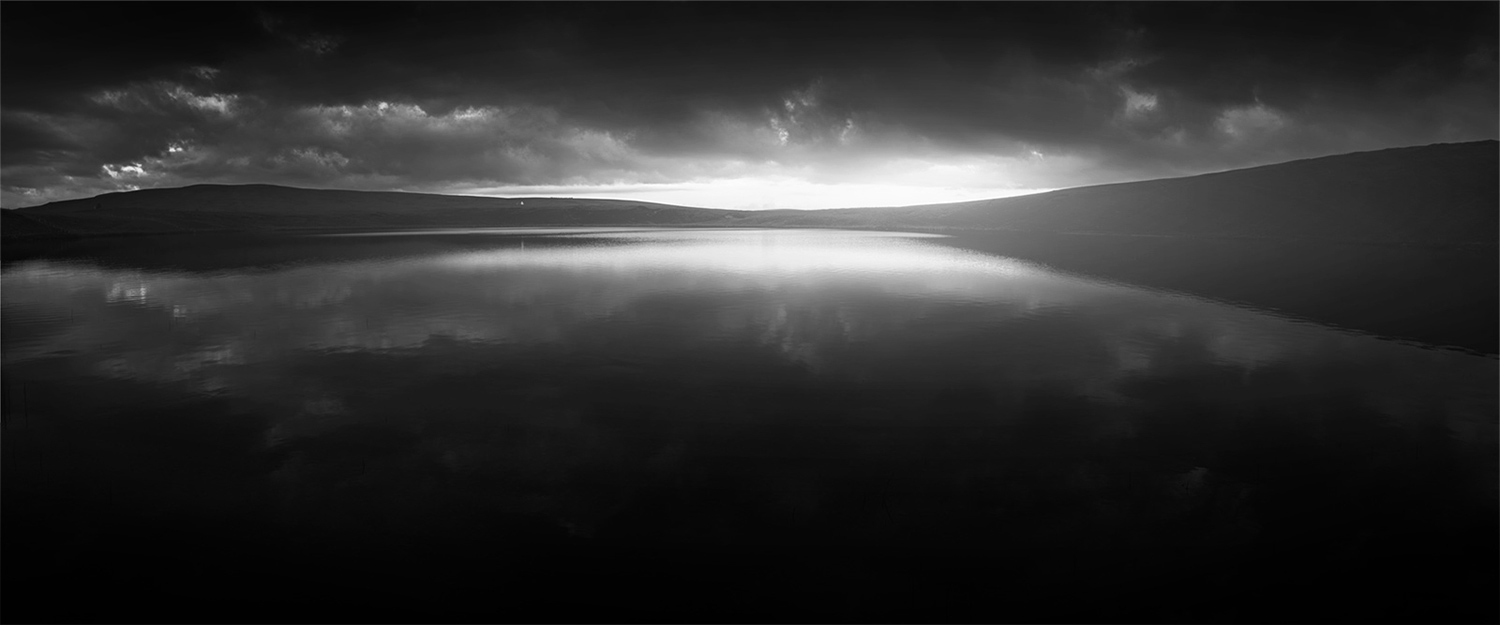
[5,185,751,237]
[0,210,79,239]
[743,140,1499,244]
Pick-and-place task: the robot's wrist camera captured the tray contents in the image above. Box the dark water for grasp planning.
[929,230,1500,356]
[3,228,1496,623]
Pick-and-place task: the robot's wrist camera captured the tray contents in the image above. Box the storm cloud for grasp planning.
[3,2,1495,208]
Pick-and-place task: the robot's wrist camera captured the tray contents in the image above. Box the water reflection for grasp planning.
[8,231,1489,418]
[3,228,1495,622]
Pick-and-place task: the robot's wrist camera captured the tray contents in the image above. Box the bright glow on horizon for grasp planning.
[457,179,1053,210]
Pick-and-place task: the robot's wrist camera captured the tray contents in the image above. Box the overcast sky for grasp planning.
[2,2,1495,209]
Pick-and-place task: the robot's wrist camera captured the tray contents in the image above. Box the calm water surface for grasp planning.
[3,228,1496,622]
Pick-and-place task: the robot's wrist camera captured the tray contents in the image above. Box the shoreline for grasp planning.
[5,220,1496,251]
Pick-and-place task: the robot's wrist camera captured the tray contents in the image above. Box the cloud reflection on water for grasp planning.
[2,229,1495,604]
[3,229,1493,426]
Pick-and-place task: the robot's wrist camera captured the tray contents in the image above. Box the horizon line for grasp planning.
[6,139,1494,212]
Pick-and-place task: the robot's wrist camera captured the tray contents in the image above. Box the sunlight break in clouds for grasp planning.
[3,75,1063,209]
[2,3,1494,208]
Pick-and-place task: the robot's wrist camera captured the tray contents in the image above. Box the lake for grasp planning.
[3,228,1496,623]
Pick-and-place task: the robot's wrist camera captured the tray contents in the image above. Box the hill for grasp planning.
[0,209,78,239]
[748,140,1499,244]
[3,185,745,238]
[4,140,1496,244]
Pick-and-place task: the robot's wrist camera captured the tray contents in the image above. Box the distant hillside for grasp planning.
[5,141,1496,243]
[4,185,748,238]
[0,210,78,239]
[748,140,1499,244]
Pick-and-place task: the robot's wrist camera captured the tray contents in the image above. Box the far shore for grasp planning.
[6,219,1495,251]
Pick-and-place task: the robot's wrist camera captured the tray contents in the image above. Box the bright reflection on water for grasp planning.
[2,228,1496,621]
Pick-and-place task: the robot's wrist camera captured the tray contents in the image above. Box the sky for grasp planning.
[2,2,1495,210]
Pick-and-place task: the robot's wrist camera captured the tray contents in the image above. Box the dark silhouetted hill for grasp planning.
[5,141,1496,244]
[750,140,1499,244]
[4,185,743,237]
[0,209,78,239]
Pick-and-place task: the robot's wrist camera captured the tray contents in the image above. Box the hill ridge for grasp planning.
[6,140,1496,243]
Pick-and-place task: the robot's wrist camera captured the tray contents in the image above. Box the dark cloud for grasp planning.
[3,2,1495,208]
